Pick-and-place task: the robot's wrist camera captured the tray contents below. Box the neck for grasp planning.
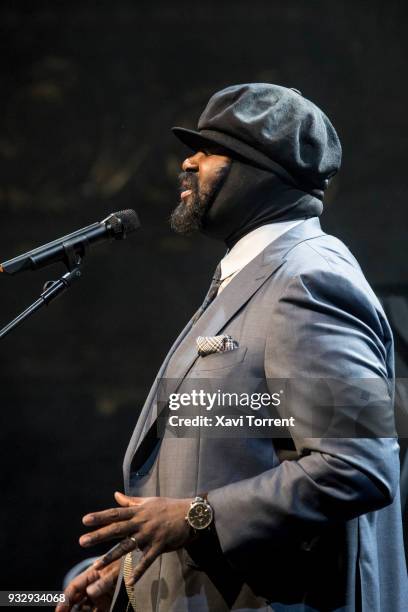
[200,160,323,248]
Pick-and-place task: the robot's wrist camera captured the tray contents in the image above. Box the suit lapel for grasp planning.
[126,217,326,475]
[163,217,325,384]
[123,260,227,475]
[122,315,196,478]
[163,255,285,381]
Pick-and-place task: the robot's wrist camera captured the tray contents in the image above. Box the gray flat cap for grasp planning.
[172,83,342,194]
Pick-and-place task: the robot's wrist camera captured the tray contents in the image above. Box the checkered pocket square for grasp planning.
[196,334,239,356]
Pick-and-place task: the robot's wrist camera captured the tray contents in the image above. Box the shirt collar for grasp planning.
[220,219,305,281]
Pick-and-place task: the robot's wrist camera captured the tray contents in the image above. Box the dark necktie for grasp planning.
[192,263,222,324]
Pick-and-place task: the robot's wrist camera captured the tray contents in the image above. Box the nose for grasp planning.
[182,153,200,172]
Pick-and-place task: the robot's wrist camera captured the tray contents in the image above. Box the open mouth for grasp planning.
[180,189,193,200]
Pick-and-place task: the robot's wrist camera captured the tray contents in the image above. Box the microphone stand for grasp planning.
[0,241,85,340]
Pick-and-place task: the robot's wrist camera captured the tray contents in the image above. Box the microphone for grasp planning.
[0,209,140,275]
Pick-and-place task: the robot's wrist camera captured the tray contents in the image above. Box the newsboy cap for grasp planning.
[172,83,341,195]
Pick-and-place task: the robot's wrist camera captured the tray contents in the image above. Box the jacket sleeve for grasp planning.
[207,268,400,570]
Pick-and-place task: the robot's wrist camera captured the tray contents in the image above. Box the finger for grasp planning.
[114,491,142,507]
[80,519,138,547]
[56,569,99,612]
[127,547,158,586]
[71,599,92,612]
[63,570,99,608]
[86,561,119,600]
[93,536,139,569]
[82,506,136,527]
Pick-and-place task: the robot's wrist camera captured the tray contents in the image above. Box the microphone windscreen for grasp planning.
[111,209,140,236]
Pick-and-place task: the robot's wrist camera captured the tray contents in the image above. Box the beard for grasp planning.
[170,164,230,235]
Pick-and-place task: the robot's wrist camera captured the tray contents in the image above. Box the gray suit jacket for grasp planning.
[114,218,408,612]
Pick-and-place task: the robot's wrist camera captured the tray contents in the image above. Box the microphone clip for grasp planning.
[0,264,83,340]
[62,238,88,271]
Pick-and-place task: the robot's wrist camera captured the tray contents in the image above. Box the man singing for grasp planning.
[59,84,408,611]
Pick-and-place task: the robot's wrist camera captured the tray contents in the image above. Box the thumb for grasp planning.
[114,491,140,506]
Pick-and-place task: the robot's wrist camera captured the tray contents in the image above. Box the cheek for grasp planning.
[198,167,216,195]
[198,158,230,196]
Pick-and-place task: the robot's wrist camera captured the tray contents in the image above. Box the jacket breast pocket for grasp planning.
[193,346,247,371]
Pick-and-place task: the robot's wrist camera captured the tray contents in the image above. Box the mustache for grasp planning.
[178,171,198,193]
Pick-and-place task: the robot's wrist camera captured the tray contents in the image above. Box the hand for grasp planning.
[55,557,120,612]
[79,492,194,585]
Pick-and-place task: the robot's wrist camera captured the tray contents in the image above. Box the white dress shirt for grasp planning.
[218,219,305,293]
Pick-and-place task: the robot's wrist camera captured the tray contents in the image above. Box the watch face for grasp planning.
[188,502,213,530]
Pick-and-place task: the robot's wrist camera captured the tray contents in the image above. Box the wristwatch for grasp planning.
[185,495,214,531]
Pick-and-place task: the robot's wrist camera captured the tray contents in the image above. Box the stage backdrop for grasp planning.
[0,0,406,589]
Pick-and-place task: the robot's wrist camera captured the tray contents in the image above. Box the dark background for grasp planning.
[0,0,407,590]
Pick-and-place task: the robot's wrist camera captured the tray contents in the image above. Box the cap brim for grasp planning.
[171,127,232,154]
